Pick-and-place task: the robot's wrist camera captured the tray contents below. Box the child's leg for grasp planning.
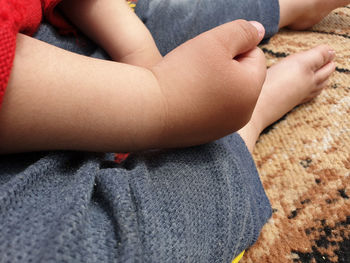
[279,0,350,29]
[238,45,336,152]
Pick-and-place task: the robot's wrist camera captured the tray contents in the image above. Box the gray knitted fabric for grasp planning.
[136,0,280,54]
[0,0,280,261]
[0,134,271,262]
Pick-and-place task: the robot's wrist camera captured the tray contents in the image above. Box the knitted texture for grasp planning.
[0,23,15,107]
[0,134,271,262]
[0,0,64,108]
[135,0,280,55]
[0,1,280,261]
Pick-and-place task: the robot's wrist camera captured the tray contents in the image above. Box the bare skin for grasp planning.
[0,21,266,153]
[279,0,350,29]
[0,0,347,153]
[237,0,350,152]
[238,45,336,152]
[59,0,162,67]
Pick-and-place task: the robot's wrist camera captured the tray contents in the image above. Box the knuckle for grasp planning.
[255,46,266,60]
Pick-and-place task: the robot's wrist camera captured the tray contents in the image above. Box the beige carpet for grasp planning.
[242,6,350,263]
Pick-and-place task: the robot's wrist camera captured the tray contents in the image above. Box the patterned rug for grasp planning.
[242,6,350,263]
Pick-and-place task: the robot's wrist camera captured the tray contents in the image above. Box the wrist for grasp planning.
[117,45,162,68]
[125,68,168,150]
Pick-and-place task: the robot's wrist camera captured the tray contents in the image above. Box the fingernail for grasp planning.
[249,21,265,39]
[328,50,336,60]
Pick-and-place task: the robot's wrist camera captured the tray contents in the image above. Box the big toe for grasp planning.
[300,45,336,71]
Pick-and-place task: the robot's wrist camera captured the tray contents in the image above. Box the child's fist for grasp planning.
[151,20,266,147]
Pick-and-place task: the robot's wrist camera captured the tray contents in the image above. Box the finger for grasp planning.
[204,20,265,58]
[235,47,267,86]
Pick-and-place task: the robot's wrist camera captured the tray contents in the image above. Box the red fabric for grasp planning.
[0,0,70,108]
[114,153,130,164]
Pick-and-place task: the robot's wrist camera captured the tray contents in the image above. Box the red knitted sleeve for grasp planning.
[0,0,71,109]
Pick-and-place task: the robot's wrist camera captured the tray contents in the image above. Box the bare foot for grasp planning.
[239,45,336,151]
[279,0,350,29]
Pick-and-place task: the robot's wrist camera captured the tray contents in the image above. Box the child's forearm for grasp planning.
[0,34,165,154]
[59,0,162,67]
[1,21,266,154]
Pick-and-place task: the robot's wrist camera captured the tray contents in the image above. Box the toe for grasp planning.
[302,88,323,104]
[315,81,328,93]
[315,61,336,84]
[306,45,335,71]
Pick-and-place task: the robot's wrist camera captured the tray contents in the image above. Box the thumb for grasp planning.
[208,20,265,58]
[236,46,267,88]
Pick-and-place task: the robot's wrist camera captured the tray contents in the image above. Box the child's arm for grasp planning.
[0,34,164,153]
[0,21,265,154]
[59,0,162,67]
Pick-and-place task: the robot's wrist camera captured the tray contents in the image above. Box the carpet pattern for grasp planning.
[242,6,350,263]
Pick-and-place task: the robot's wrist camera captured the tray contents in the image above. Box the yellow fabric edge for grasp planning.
[232,250,245,263]
[127,1,136,11]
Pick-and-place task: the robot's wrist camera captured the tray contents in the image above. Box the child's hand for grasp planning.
[151,20,267,148]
